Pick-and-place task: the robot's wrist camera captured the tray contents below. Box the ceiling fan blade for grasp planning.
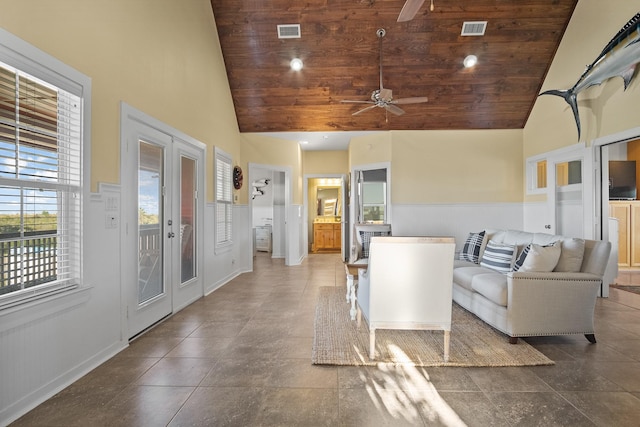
[384,104,406,116]
[352,105,379,116]
[393,96,429,104]
[379,88,393,102]
[397,0,426,22]
[341,100,374,104]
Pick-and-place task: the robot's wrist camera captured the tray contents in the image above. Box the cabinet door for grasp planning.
[333,224,341,250]
[631,202,640,267]
[610,202,631,267]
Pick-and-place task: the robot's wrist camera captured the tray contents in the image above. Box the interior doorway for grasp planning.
[249,163,291,265]
[305,176,347,258]
[595,128,640,298]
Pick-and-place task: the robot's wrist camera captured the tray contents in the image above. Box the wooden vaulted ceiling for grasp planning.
[210,0,578,134]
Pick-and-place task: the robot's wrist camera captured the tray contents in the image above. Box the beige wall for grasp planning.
[349,133,392,166]
[303,150,348,175]
[0,0,242,200]
[391,130,523,203]
[525,0,640,156]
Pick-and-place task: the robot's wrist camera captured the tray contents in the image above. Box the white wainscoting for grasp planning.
[0,184,126,426]
[203,203,251,296]
[392,203,525,249]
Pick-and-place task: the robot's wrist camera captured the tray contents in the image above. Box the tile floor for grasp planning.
[10,253,640,426]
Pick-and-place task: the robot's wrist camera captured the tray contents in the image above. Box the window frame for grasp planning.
[0,28,91,313]
[526,153,548,195]
[214,147,232,252]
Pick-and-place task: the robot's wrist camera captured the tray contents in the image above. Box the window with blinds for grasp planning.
[215,148,232,246]
[0,62,82,301]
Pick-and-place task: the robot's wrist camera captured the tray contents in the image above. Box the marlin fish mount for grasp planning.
[539,12,640,139]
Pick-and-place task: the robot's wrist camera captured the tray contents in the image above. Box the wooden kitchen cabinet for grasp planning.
[313,223,341,252]
[609,201,640,267]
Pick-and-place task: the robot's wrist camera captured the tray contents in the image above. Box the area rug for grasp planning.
[610,284,640,295]
[312,286,554,367]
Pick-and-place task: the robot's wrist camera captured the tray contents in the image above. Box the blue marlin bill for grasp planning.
[539,12,640,139]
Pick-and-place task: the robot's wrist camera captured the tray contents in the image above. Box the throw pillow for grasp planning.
[517,242,561,272]
[459,231,486,264]
[512,244,531,272]
[480,239,517,274]
[359,230,390,258]
[554,238,586,272]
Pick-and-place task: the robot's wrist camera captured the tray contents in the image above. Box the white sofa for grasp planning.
[357,236,456,360]
[453,229,611,343]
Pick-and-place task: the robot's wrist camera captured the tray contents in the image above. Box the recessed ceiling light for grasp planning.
[290,58,303,71]
[463,55,478,68]
[300,140,308,145]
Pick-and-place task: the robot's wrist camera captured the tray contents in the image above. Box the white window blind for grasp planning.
[215,149,232,246]
[0,62,82,301]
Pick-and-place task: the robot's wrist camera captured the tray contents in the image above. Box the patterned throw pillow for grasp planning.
[459,231,486,264]
[359,230,390,258]
[516,242,561,272]
[512,244,531,272]
[480,240,517,274]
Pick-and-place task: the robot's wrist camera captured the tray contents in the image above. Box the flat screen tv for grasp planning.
[609,160,637,200]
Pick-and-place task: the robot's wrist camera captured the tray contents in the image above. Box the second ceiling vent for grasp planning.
[277,24,301,39]
[461,21,487,36]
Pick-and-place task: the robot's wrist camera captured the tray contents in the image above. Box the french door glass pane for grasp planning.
[180,156,196,283]
[138,140,163,304]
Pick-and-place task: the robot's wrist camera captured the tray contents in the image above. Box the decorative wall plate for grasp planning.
[233,166,243,189]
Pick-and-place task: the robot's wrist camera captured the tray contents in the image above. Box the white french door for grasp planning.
[122,110,204,339]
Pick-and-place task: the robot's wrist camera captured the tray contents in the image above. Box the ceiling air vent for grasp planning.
[461,21,487,36]
[277,24,301,39]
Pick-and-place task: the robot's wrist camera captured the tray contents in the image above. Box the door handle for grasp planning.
[168,232,175,238]
[544,225,551,229]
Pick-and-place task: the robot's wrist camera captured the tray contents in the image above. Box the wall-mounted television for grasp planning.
[609,160,637,200]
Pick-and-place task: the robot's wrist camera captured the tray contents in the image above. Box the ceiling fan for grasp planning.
[341,28,429,118]
[397,0,434,23]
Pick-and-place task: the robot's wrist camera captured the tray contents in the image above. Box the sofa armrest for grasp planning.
[505,272,601,337]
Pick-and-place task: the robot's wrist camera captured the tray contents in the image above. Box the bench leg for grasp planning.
[345,273,353,303]
[585,334,597,343]
[444,330,450,362]
[509,336,519,344]
[369,329,376,360]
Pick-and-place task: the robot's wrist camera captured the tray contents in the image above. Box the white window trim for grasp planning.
[525,152,547,195]
[214,147,232,253]
[0,28,91,314]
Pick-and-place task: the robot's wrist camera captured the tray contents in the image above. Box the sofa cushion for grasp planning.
[503,230,535,247]
[453,266,496,291]
[459,230,486,263]
[480,240,517,273]
[471,273,508,307]
[518,242,561,272]
[554,238,585,272]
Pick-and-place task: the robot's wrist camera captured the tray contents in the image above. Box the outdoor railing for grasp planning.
[0,230,58,295]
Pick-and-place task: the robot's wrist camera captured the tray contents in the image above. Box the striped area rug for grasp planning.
[312,286,554,367]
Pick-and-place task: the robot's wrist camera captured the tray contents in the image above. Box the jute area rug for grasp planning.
[312,286,554,367]
[610,284,640,295]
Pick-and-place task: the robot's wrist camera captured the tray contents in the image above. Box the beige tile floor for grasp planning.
[11,253,640,426]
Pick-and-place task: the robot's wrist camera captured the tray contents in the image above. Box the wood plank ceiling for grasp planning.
[210,0,578,133]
